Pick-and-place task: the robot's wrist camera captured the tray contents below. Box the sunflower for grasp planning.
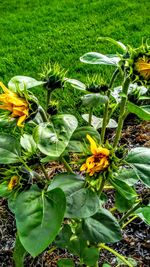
[80,135,110,176]
[135,56,150,81]
[0,82,29,127]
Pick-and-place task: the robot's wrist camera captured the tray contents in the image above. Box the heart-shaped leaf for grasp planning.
[33,114,78,157]
[65,78,86,90]
[82,114,117,129]
[15,186,66,257]
[126,147,150,187]
[0,135,21,164]
[20,134,37,154]
[83,208,122,243]
[135,206,150,225]
[127,102,150,121]
[81,93,108,107]
[80,52,120,66]
[8,76,45,91]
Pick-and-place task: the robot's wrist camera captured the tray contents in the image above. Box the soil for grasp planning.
[0,121,150,267]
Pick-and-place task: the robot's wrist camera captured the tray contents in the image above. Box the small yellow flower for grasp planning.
[0,82,29,127]
[80,135,110,176]
[135,56,150,81]
[8,176,19,190]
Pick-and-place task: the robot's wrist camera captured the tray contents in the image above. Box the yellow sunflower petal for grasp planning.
[17,114,27,127]
[86,134,98,154]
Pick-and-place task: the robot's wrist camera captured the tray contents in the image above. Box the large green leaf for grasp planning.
[127,102,150,121]
[80,52,120,66]
[15,186,66,257]
[8,76,45,91]
[135,206,150,225]
[110,178,137,200]
[66,188,100,219]
[47,173,99,219]
[126,147,150,187]
[48,173,85,196]
[0,135,21,164]
[115,191,136,213]
[117,168,139,186]
[83,208,122,243]
[20,134,37,154]
[81,93,108,107]
[82,114,117,129]
[33,114,78,157]
[65,78,86,90]
[71,126,100,141]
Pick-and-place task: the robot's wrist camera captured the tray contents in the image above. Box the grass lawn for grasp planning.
[0,0,150,116]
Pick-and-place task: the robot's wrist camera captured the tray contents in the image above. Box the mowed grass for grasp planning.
[0,0,150,117]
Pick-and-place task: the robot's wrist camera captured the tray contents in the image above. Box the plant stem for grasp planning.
[122,215,138,229]
[101,69,119,143]
[99,244,133,267]
[98,176,106,197]
[60,156,74,173]
[39,162,49,181]
[119,202,141,226]
[38,106,49,122]
[88,107,93,125]
[113,77,130,149]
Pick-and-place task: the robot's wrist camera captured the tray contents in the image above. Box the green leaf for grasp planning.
[15,186,66,257]
[13,236,26,267]
[81,93,108,107]
[71,126,100,141]
[110,178,137,200]
[67,140,85,152]
[135,206,150,225]
[117,168,139,186]
[65,78,86,90]
[66,188,100,219]
[8,76,45,91]
[127,102,150,121]
[82,247,99,266]
[33,114,78,157]
[80,52,120,66]
[57,259,74,267]
[102,264,111,267]
[83,208,122,243]
[55,224,72,248]
[115,191,135,213]
[126,147,150,187]
[48,173,84,197]
[82,114,117,129]
[20,134,37,154]
[0,135,21,164]
[48,174,98,219]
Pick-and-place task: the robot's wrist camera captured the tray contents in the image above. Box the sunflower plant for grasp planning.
[0,39,150,267]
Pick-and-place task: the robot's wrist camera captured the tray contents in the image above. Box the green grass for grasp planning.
[0,0,150,118]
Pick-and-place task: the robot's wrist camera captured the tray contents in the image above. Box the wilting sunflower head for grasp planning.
[0,82,29,127]
[40,62,67,91]
[8,175,19,190]
[86,74,108,93]
[80,135,110,176]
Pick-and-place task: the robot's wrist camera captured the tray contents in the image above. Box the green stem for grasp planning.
[113,77,130,148]
[98,176,106,197]
[99,244,133,267]
[38,106,49,122]
[101,69,119,143]
[88,107,93,125]
[39,162,49,181]
[119,202,141,226]
[122,215,138,229]
[60,156,74,173]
